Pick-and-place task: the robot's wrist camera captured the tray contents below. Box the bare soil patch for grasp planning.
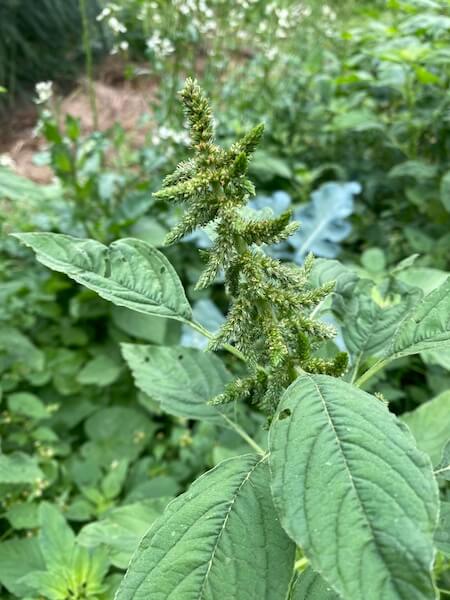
[0,58,156,183]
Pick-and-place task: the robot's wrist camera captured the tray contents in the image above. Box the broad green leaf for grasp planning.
[290,568,340,600]
[13,233,192,322]
[421,347,450,370]
[21,569,74,600]
[7,392,49,420]
[77,354,122,386]
[440,171,450,212]
[21,545,109,599]
[331,109,383,132]
[389,160,438,180]
[396,267,449,296]
[116,455,295,600]
[309,258,359,318]
[84,406,156,467]
[101,459,129,499]
[112,306,180,344]
[361,247,386,273]
[269,374,439,600]
[250,150,292,180]
[388,277,450,359]
[0,452,43,484]
[0,325,44,371]
[401,391,450,464]
[0,166,60,203]
[5,502,39,530]
[435,500,450,555]
[39,502,75,569]
[343,282,420,364]
[78,498,168,569]
[121,344,232,422]
[0,537,45,596]
[125,474,180,503]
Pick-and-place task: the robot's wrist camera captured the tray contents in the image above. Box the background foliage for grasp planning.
[0,0,449,598]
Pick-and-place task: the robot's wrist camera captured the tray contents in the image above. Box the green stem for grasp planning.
[79,0,98,129]
[355,359,389,388]
[184,320,264,456]
[220,413,265,456]
[350,354,361,384]
[188,319,247,363]
[434,465,450,477]
[294,557,309,571]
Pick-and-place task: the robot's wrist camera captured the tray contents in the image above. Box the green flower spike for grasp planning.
[155,78,348,415]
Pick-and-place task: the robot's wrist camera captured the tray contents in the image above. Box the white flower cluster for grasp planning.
[264,2,311,41]
[34,81,53,104]
[0,154,16,169]
[146,31,175,56]
[109,39,129,55]
[97,3,128,53]
[152,125,190,147]
[322,4,337,21]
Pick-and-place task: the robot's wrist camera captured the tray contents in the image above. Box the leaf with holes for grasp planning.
[269,374,439,600]
[116,454,295,600]
[121,344,231,422]
[13,233,191,321]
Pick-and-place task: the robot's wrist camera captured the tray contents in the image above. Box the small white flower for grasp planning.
[179,4,191,15]
[119,40,129,51]
[96,7,111,21]
[322,5,337,20]
[146,31,160,51]
[160,38,175,55]
[0,154,15,168]
[34,81,53,104]
[146,32,174,56]
[266,47,278,61]
[108,16,127,34]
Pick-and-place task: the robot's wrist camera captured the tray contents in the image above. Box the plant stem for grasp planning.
[185,319,264,455]
[79,0,98,129]
[355,358,388,388]
[434,465,450,477]
[294,557,309,570]
[220,413,265,456]
[188,319,247,363]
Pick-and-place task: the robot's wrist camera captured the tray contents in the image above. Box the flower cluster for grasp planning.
[97,3,129,54]
[156,80,348,415]
[146,31,175,57]
[151,125,190,147]
[34,81,53,105]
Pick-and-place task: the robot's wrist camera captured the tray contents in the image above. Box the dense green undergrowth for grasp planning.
[0,0,449,598]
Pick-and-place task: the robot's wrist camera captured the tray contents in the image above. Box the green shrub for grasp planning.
[15,80,449,600]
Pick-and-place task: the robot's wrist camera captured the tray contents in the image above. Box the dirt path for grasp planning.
[0,59,156,183]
